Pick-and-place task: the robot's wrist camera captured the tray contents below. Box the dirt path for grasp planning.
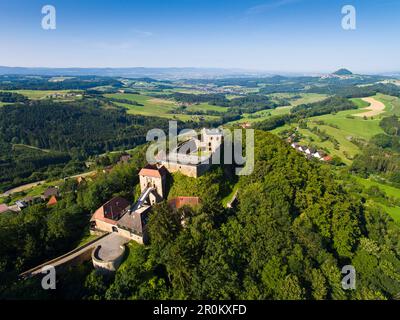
[354,97,386,117]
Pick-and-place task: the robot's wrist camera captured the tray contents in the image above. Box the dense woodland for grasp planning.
[0,91,28,103]
[0,75,123,90]
[0,99,170,191]
[1,131,400,300]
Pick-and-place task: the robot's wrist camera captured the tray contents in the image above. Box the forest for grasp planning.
[0,75,123,90]
[2,130,399,300]
[0,99,171,191]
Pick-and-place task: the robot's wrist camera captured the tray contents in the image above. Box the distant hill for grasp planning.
[333,68,353,76]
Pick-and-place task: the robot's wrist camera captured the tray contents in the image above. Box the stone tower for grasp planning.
[138,164,167,200]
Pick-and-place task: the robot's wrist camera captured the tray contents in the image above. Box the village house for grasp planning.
[41,187,59,200]
[118,154,131,165]
[47,195,58,207]
[290,142,331,162]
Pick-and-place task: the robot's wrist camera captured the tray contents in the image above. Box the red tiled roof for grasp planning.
[47,196,58,206]
[0,204,9,214]
[323,156,333,161]
[139,165,167,178]
[168,197,200,210]
[90,196,130,223]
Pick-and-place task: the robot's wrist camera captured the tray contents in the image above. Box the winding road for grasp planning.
[19,232,128,278]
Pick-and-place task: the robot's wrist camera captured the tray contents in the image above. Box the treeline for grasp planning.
[291,96,357,117]
[0,100,169,157]
[352,115,400,184]
[254,96,356,131]
[0,91,28,103]
[107,97,144,106]
[158,92,283,114]
[158,92,228,105]
[307,83,400,98]
[0,75,123,90]
[0,99,171,190]
[0,143,72,192]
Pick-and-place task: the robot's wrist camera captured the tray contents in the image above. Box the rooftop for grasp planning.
[139,164,168,178]
[91,196,131,222]
[117,205,150,235]
[0,204,9,214]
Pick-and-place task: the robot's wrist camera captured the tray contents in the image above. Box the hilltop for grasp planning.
[332,68,353,76]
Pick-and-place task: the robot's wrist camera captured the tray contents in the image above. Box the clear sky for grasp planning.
[0,0,399,73]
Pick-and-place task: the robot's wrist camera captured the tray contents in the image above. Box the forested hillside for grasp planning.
[3,131,399,300]
[0,100,169,191]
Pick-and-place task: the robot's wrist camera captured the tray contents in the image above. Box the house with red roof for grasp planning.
[47,195,58,207]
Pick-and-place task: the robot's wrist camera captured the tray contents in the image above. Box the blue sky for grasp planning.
[0,0,399,73]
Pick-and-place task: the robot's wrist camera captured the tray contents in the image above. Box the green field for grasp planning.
[374,93,400,116]
[352,176,400,223]
[271,94,400,164]
[105,93,221,121]
[229,93,327,125]
[269,92,329,106]
[6,90,82,100]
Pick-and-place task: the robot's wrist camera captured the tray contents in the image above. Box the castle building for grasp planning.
[90,165,168,244]
[156,128,223,178]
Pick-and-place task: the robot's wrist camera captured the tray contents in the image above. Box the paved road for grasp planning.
[1,180,46,197]
[0,170,96,198]
[19,232,127,278]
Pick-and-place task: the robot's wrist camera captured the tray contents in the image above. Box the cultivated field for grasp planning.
[272,94,400,164]
[7,90,82,100]
[354,97,385,117]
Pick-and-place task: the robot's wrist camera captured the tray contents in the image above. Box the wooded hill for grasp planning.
[3,131,399,300]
